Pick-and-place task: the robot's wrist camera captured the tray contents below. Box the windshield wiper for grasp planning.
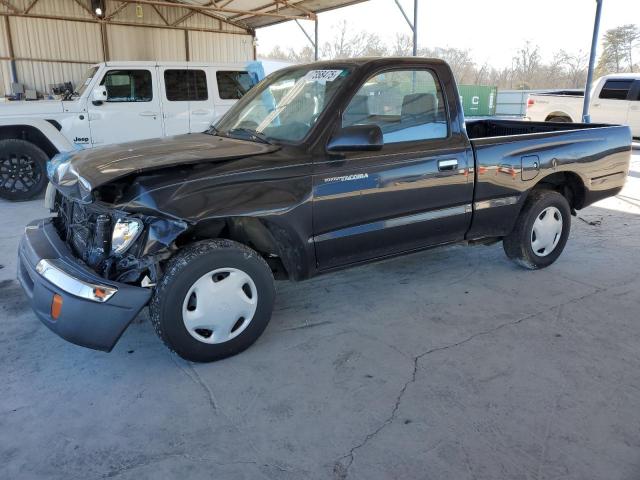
[226,127,273,145]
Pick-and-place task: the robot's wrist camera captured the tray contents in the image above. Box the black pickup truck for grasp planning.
[18,58,632,362]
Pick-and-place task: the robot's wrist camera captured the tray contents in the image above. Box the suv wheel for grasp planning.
[503,189,571,269]
[0,139,49,201]
[150,239,275,362]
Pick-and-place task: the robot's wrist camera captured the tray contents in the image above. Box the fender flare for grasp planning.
[0,117,74,153]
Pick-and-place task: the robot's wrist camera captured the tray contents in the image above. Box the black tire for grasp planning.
[547,116,571,123]
[0,139,49,201]
[503,189,571,270]
[150,239,276,362]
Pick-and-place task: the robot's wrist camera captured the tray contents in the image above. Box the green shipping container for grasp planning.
[458,85,497,117]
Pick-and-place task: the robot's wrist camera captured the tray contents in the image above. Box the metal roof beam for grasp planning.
[116,0,313,21]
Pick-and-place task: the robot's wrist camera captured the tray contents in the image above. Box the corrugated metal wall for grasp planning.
[0,0,254,96]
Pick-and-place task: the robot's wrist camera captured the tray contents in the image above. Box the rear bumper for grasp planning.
[17,218,151,352]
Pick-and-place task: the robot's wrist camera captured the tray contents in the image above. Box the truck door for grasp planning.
[188,67,213,133]
[313,68,473,269]
[627,80,640,138]
[590,78,633,127]
[88,68,164,146]
[160,67,191,136]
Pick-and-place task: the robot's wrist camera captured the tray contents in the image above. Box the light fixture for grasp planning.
[91,0,105,17]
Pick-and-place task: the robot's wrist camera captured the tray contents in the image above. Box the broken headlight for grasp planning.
[111,218,143,255]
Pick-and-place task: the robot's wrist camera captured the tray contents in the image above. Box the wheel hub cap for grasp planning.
[182,268,258,344]
[531,206,563,257]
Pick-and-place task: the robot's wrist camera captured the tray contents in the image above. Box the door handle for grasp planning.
[592,103,600,107]
[438,159,458,171]
[139,111,158,117]
[630,105,639,111]
[191,109,209,116]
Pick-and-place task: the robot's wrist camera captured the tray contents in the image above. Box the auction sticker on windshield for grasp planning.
[304,70,344,82]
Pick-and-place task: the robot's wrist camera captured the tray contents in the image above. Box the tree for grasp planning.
[513,41,541,89]
[597,24,639,74]
[320,21,389,59]
[391,34,413,56]
[258,23,637,89]
[619,24,640,72]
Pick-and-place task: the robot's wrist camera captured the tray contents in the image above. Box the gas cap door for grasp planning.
[521,155,540,181]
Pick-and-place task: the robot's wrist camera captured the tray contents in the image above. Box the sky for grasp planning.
[255,0,640,68]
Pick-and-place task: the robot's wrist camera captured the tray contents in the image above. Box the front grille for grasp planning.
[54,193,99,261]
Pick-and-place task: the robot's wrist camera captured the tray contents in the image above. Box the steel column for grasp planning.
[295,18,318,60]
[412,0,417,56]
[394,0,417,56]
[314,18,318,60]
[3,15,17,83]
[582,0,603,123]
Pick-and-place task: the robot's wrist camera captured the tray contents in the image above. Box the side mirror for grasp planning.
[92,85,108,105]
[327,125,383,152]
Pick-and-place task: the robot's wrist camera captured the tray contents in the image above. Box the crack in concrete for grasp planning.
[278,320,333,332]
[171,355,217,412]
[332,288,603,479]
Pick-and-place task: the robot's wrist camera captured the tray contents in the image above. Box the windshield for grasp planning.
[73,66,99,97]
[214,66,352,143]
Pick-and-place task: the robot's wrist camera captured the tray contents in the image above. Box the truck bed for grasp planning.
[465,119,607,139]
[464,119,631,240]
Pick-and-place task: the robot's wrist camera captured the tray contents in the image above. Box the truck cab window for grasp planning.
[101,70,152,102]
[599,79,633,100]
[343,69,448,144]
[164,70,208,101]
[216,71,255,99]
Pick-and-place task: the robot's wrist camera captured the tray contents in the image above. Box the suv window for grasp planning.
[164,69,208,101]
[216,71,254,100]
[599,79,633,100]
[342,69,448,144]
[101,70,152,102]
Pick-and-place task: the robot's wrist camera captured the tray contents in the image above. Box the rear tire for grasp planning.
[547,116,571,123]
[150,239,276,362]
[503,190,571,269]
[0,139,49,201]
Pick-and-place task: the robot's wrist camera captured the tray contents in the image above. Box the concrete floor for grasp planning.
[1,150,639,480]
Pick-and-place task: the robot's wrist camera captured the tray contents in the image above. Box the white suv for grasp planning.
[0,61,258,200]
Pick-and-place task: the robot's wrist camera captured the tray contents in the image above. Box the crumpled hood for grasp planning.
[50,133,280,201]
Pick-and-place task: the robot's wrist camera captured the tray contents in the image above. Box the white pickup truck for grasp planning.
[526,73,640,139]
[0,61,258,200]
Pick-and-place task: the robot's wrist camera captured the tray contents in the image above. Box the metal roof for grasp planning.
[127,0,370,31]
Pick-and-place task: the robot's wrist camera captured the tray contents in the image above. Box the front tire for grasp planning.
[503,189,571,269]
[150,239,276,362]
[0,139,49,201]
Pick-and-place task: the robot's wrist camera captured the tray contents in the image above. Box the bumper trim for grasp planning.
[36,258,117,302]
[18,218,151,352]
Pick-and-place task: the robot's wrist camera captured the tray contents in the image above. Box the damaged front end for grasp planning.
[51,190,188,285]
[47,152,190,286]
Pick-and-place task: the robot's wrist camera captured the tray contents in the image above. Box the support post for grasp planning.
[3,15,17,83]
[393,0,417,56]
[184,29,190,61]
[100,21,109,61]
[295,19,317,60]
[582,0,603,123]
[314,18,318,61]
[412,0,417,56]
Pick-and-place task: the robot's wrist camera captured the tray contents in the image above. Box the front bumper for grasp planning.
[18,218,151,352]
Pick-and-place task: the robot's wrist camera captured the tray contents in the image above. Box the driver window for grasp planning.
[101,70,152,102]
[343,69,448,143]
